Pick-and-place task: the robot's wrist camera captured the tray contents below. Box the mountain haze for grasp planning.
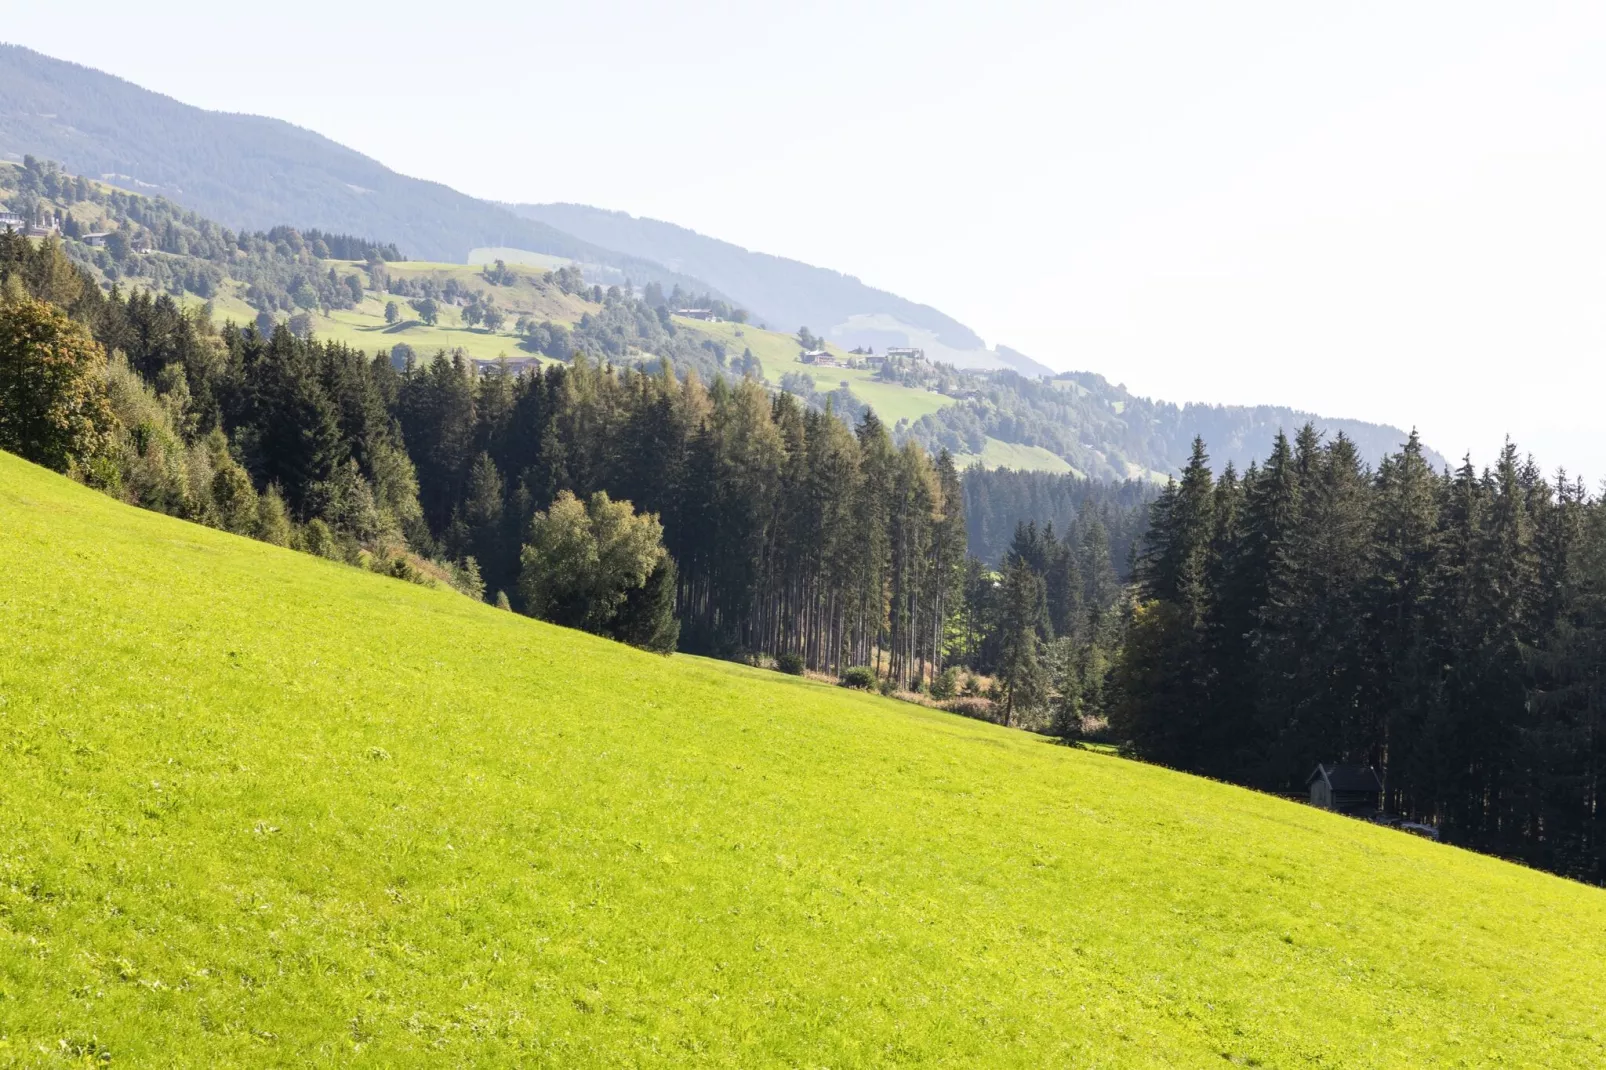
[0,45,719,296]
[511,202,1055,376]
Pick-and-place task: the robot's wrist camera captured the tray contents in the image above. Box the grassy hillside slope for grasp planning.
[683,318,957,427]
[2,452,1604,1066]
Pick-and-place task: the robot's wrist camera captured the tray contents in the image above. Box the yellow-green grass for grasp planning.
[3,452,1605,1066]
[194,286,258,327]
[377,261,593,324]
[682,319,954,426]
[313,304,540,366]
[954,438,1080,475]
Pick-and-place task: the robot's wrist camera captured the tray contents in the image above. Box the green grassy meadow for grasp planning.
[682,319,956,427]
[7,461,1605,1065]
[953,438,1079,475]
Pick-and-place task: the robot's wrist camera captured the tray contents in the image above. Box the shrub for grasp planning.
[302,518,338,559]
[255,485,293,546]
[930,666,960,701]
[776,651,805,676]
[840,666,876,690]
[942,697,996,723]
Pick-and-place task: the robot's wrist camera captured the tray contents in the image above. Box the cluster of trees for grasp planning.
[954,516,1127,732]
[1115,430,1606,884]
[778,372,869,427]
[641,281,747,324]
[515,284,739,385]
[386,272,480,304]
[388,348,970,686]
[480,259,519,286]
[460,293,505,331]
[962,467,1154,566]
[2,158,401,317]
[265,226,402,263]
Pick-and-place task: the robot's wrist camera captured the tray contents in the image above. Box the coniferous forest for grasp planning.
[1117,432,1606,884]
[5,224,1605,885]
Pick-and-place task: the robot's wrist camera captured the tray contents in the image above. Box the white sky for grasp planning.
[7,1,1606,476]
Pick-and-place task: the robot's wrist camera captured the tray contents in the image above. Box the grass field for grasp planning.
[315,301,539,366]
[6,463,1606,1066]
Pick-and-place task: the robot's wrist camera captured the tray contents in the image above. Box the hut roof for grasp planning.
[1306,763,1383,793]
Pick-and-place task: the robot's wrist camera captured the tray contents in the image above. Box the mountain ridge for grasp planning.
[0,44,722,298]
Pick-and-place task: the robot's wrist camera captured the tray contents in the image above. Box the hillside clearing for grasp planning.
[2,452,1604,1065]
[954,438,1080,475]
[682,318,955,426]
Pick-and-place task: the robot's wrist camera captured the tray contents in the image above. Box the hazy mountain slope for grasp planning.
[511,202,1051,374]
[905,368,1446,481]
[0,45,715,295]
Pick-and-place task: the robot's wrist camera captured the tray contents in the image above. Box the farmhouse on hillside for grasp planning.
[675,308,719,321]
[886,346,926,361]
[1306,763,1383,813]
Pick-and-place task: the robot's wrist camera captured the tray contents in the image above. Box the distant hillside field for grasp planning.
[3,451,1604,1065]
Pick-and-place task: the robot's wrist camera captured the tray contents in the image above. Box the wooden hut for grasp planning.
[1306,763,1382,813]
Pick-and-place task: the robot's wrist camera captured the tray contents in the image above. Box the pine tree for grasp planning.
[997,557,1051,727]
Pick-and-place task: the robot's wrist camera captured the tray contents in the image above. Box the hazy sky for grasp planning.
[7,1,1606,475]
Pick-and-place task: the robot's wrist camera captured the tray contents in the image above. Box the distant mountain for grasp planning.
[509,202,1050,376]
[905,369,1448,482]
[0,45,717,296]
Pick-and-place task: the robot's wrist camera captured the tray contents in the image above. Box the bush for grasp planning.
[841,666,876,690]
[776,651,805,675]
[930,666,960,700]
[302,518,338,559]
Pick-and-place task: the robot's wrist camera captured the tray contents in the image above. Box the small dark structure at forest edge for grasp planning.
[1306,763,1383,814]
